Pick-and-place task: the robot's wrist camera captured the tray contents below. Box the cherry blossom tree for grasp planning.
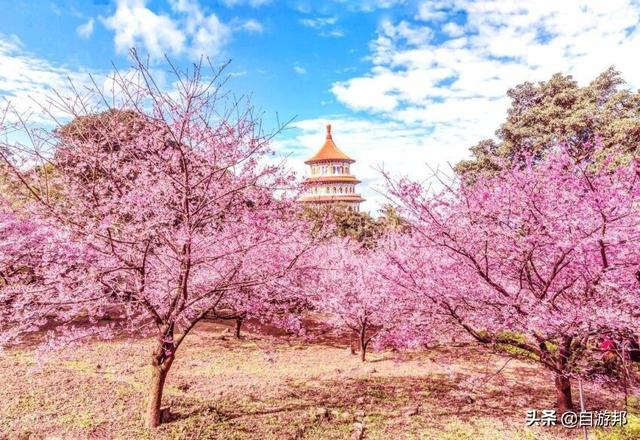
[385,145,640,411]
[208,283,311,339]
[308,238,400,361]
[0,204,97,349]
[0,53,314,427]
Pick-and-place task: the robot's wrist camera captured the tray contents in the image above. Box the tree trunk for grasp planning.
[554,336,574,413]
[235,317,243,339]
[555,374,573,413]
[359,323,367,362]
[146,356,174,428]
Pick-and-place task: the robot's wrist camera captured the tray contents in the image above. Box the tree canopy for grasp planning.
[456,67,640,178]
[0,56,315,428]
[303,203,408,249]
[388,144,640,412]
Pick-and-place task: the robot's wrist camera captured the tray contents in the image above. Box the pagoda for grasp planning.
[298,124,365,211]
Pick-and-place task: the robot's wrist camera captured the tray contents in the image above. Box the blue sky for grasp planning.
[1,0,640,211]
[0,0,392,123]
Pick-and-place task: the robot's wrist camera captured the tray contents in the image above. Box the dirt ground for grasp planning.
[0,320,634,439]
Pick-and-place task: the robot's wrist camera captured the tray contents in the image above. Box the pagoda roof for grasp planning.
[304,124,355,164]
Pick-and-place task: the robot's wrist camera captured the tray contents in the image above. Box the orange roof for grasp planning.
[304,124,355,164]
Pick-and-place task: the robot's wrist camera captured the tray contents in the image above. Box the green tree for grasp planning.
[456,67,640,178]
[378,204,409,233]
[303,204,383,248]
[302,204,408,248]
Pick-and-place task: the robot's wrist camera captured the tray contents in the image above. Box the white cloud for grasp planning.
[102,0,231,61]
[220,0,272,7]
[324,29,345,38]
[0,35,96,124]
[331,0,407,12]
[293,65,307,75]
[50,2,63,16]
[379,19,433,46]
[0,34,171,126]
[322,0,640,210]
[240,19,264,33]
[332,73,399,112]
[299,16,344,38]
[442,22,464,37]
[76,18,95,39]
[300,16,338,28]
[416,1,452,21]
